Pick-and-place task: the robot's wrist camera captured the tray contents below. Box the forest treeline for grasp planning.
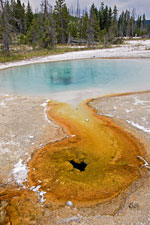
[0,0,150,55]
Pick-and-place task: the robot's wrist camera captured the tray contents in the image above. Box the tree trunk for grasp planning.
[0,0,10,55]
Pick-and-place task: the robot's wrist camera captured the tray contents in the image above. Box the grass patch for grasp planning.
[0,44,111,63]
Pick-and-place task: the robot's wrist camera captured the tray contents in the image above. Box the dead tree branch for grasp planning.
[137,156,150,171]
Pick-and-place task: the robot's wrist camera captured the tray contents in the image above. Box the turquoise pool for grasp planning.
[0,59,150,96]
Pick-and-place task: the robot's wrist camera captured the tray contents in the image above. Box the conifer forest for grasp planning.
[0,0,150,56]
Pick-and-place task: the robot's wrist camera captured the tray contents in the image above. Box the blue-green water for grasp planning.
[0,59,150,96]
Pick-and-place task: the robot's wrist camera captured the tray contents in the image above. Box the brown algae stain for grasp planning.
[27,100,143,207]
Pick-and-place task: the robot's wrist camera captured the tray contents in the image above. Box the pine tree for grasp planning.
[22,3,26,33]
[88,4,100,45]
[26,18,40,46]
[137,15,142,29]
[68,18,79,40]
[124,10,130,37]
[1,0,150,54]
[88,4,95,45]
[10,0,26,34]
[0,0,11,54]
[26,1,33,31]
[27,0,56,48]
[40,17,56,48]
[112,5,118,36]
[99,2,105,30]
[54,0,69,44]
[130,8,136,36]
[80,12,89,40]
[142,14,146,28]
[136,15,142,36]
[108,7,112,28]
[103,5,109,31]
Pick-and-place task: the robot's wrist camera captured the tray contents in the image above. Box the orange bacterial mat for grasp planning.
[27,100,143,206]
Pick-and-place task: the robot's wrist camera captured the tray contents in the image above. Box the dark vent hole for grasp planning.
[69,160,87,172]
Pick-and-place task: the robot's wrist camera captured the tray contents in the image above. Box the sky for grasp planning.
[21,0,150,19]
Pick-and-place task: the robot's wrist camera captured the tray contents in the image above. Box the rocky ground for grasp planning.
[0,91,150,224]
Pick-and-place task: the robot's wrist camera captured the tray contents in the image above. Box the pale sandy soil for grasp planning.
[0,39,150,71]
[0,94,66,186]
[0,92,150,224]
